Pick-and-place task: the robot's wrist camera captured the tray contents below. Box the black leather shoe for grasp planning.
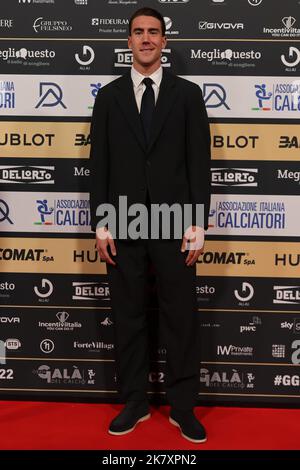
[169,408,207,443]
[108,401,151,435]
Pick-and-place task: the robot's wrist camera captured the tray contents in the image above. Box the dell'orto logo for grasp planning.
[75,45,95,66]
[0,166,55,184]
[281,47,300,68]
[35,82,66,109]
[114,48,171,68]
[211,168,258,187]
[273,286,300,304]
[72,282,110,300]
[34,278,53,298]
[234,282,254,302]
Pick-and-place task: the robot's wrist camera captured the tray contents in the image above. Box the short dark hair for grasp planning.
[129,7,166,36]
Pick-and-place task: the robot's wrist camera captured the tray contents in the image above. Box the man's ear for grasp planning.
[128,36,132,49]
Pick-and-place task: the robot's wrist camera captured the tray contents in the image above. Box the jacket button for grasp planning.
[146,160,151,167]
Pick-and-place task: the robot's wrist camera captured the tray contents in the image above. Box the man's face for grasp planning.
[128,15,166,70]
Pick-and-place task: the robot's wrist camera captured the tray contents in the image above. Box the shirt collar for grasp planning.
[131,65,163,89]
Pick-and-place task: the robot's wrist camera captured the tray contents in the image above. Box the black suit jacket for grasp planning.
[89,69,211,235]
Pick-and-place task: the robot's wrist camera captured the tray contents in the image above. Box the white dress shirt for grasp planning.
[131,66,162,113]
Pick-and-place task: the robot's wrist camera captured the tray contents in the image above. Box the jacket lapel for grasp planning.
[114,71,146,152]
[148,70,178,153]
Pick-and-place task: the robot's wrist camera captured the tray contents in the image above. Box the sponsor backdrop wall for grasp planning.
[1,0,300,405]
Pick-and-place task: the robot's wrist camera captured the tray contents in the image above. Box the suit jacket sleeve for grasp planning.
[186,84,211,230]
[89,88,109,232]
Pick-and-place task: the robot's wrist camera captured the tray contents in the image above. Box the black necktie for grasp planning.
[140,77,155,145]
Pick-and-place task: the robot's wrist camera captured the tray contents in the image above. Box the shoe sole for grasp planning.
[108,413,151,436]
[169,417,207,444]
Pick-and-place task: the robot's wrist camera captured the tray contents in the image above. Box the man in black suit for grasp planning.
[90,7,211,443]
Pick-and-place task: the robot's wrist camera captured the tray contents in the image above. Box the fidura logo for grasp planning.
[34,197,90,227]
[0,81,15,109]
[114,48,171,67]
[197,251,254,265]
[252,82,300,112]
[0,166,54,184]
[0,248,50,261]
[211,168,258,187]
[273,286,300,304]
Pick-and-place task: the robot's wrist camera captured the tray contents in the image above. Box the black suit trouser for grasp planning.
[107,237,200,410]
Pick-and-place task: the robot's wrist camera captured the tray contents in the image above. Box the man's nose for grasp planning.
[142,32,150,42]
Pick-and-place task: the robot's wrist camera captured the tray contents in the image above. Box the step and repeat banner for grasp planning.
[1,0,300,405]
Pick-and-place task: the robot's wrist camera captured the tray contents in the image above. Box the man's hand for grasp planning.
[181,225,205,266]
[96,227,117,266]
